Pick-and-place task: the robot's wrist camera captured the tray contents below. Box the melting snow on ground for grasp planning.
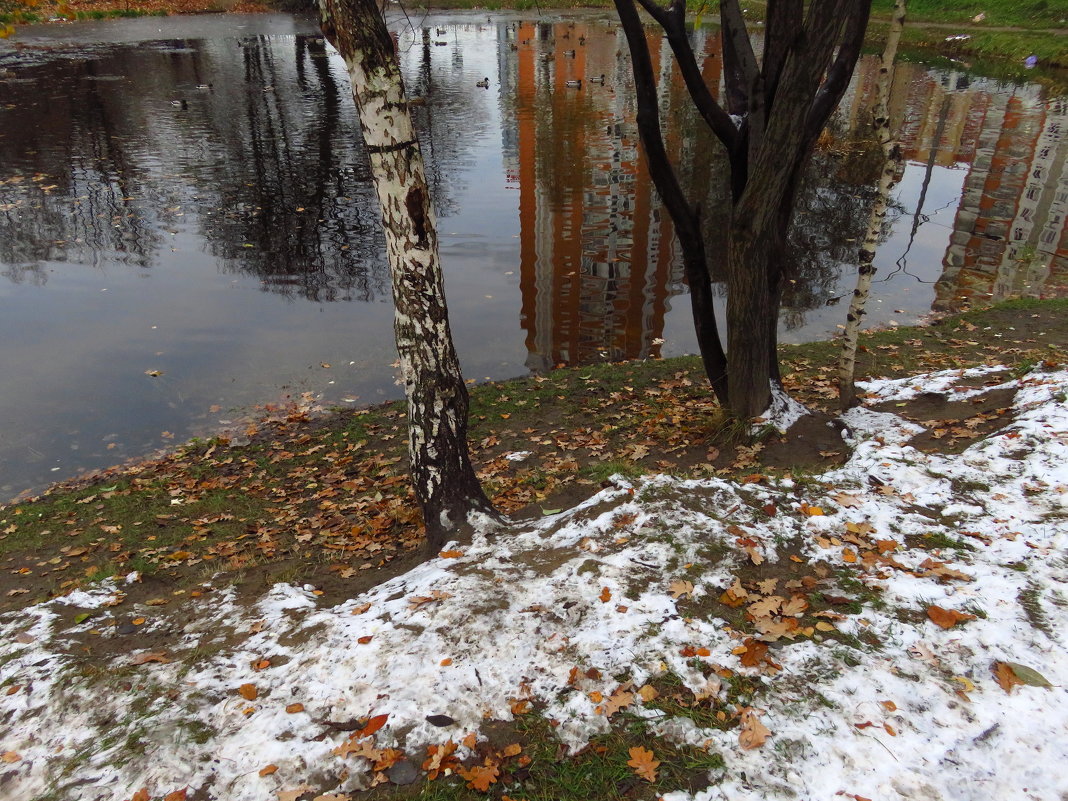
[2,365,1067,800]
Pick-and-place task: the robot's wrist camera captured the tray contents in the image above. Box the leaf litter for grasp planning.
[0,363,1067,800]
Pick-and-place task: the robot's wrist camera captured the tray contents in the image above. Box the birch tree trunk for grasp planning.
[838,0,907,409]
[318,0,497,549]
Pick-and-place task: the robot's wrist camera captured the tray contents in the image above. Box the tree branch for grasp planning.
[634,0,739,150]
[761,0,802,107]
[613,0,729,400]
[805,0,872,144]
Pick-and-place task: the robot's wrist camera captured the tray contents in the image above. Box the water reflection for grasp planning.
[0,11,1065,500]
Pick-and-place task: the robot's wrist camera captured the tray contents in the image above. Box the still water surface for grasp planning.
[0,11,1065,500]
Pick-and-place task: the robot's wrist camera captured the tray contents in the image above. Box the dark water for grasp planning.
[0,11,1065,500]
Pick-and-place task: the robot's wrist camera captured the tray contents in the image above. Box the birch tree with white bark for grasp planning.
[838,0,908,409]
[317,0,497,550]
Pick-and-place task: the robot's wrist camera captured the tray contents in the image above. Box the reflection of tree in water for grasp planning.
[196,31,488,302]
[191,34,389,303]
[686,110,887,328]
[0,32,491,303]
[0,55,160,278]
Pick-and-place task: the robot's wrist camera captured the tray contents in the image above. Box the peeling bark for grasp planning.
[838,0,907,410]
[318,0,496,550]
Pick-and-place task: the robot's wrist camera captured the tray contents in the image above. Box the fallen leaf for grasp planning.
[238,684,258,701]
[626,746,659,782]
[738,707,771,749]
[502,743,522,757]
[277,787,311,801]
[130,651,171,665]
[2,751,20,763]
[356,713,389,738]
[164,790,188,801]
[259,765,278,776]
[438,550,463,559]
[285,703,305,714]
[669,579,695,599]
[600,687,634,716]
[460,762,500,791]
[832,492,863,508]
[993,660,1052,691]
[638,684,659,702]
[926,605,976,629]
[739,638,769,668]
[720,578,749,607]
[599,587,612,603]
[312,795,351,801]
[426,714,456,727]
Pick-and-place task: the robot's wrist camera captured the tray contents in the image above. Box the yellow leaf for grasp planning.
[626,745,659,782]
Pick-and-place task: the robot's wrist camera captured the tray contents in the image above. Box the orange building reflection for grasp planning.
[498,21,723,370]
[844,59,1068,310]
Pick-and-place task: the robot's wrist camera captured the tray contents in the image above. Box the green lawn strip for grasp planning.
[871,0,1065,30]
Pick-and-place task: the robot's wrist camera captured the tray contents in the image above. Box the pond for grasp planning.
[0,10,1065,501]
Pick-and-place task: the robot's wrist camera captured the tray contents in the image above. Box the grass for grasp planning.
[0,296,1065,613]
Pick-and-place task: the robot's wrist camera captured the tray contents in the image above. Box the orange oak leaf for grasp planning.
[627,746,659,782]
[501,743,522,758]
[2,751,20,764]
[599,587,612,603]
[259,765,278,776]
[130,790,150,801]
[926,605,976,629]
[460,762,500,792]
[163,790,188,801]
[237,684,258,701]
[993,661,1024,693]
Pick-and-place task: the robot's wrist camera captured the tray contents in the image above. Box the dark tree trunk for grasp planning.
[318,0,496,550]
[616,0,871,419]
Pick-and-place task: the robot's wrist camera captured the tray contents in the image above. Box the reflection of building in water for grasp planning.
[499,22,718,370]
[936,92,1068,309]
[847,59,1068,310]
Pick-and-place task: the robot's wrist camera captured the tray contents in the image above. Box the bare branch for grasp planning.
[613,0,728,400]
[805,0,872,144]
[719,0,759,90]
[635,0,739,150]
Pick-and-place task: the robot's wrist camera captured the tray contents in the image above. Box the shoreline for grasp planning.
[1,296,1065,614]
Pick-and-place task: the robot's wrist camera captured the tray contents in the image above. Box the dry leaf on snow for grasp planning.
[669,579,694,599]
[277,787,311,801]
[738,707,771,749]
[926,605,976,629]
[993,660,1052,693]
